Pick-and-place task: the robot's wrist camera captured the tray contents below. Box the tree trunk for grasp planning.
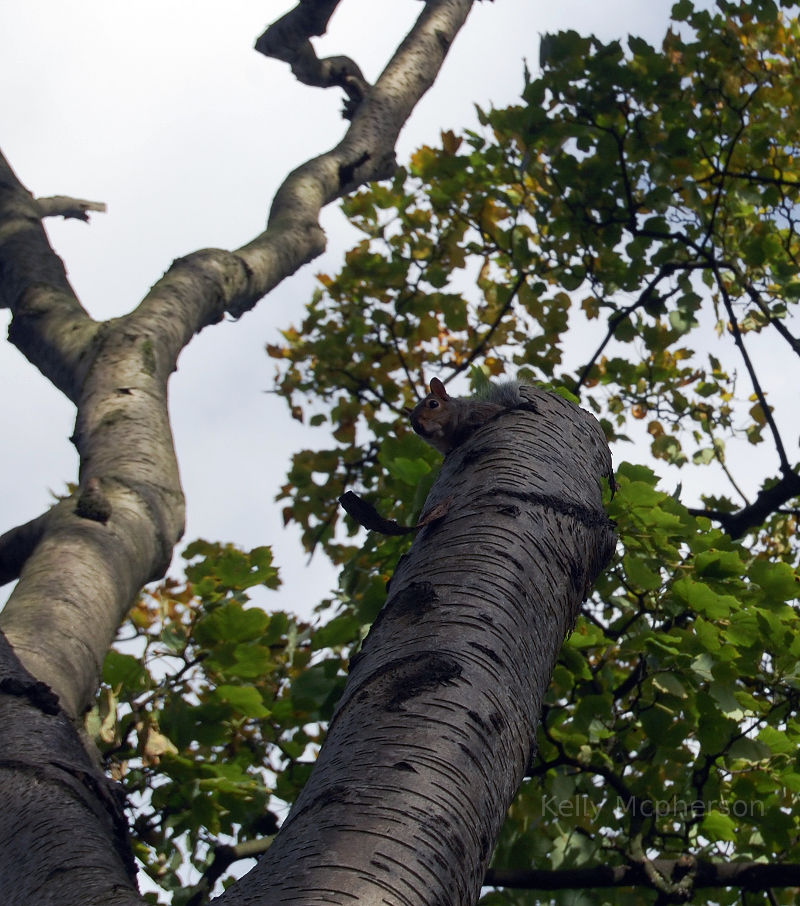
[217,385,616,906]
[0,634,138,905]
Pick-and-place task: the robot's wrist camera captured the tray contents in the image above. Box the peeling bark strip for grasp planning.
[222,386,616,905]
[0,628,60,714]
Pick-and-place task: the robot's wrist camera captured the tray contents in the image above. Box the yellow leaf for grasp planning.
[143,727,178,765]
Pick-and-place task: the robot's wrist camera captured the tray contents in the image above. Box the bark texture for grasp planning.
[0,2,479,902]
[0,632,137,905]
[217,386,616,906]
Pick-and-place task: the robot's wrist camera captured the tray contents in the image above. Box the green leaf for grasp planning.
[672,578,734,619]
[727,737,771,764]
[103,650,149,693]
[652,672,688,699]
[212,684,270,719]
[194,602,269,646]
[701,810,737,842]
[383,455,432,486]
[291,660,345,717]
[750,559,799,602]
[623,553,662,591]
[694,549,745,579]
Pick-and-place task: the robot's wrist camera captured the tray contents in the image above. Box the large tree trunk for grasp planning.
[217,385,616,905]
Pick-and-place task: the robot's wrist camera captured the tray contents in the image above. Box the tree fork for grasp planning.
[217,386,616,906]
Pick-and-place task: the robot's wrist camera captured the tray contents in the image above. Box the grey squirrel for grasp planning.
[410,377,522,454]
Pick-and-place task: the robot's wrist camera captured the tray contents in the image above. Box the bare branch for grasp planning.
[485,859,800,893]
[34,195,107,222]
[0,0,477,734]
[0,6,482,902]
[714,264,793,474]
[0,149,97,401]
[710,436,750,506]
[689,469,800,538]
[0,509,54,587]
[255,0,369,118]
[242,0,474,289]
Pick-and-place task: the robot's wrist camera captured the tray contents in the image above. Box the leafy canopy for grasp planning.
[96,1,800,902]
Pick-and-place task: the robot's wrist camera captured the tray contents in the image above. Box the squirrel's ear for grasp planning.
[429,377,450,401]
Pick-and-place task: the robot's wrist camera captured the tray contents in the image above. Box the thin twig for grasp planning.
[713,264,792,474]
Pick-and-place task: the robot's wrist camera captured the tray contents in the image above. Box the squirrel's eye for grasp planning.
[427,400,439,409]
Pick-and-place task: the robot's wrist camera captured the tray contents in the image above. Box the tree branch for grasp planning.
[689,469,800,538]
[0,0,477,728]
[255,0,369,118]
[742,280,800,357]
[572,265,680,396]
[714,264,792,474]
[0,508,55,586]
[241,0,475,298]
[485,859,800,892]
[456,269,527,377]
[34,195,107,222]
[0,5,482,903]
[0,150,97,401]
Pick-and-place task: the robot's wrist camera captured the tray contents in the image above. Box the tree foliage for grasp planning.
[92,542,350,903]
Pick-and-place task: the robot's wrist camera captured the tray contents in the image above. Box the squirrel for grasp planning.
[410,377,522,454]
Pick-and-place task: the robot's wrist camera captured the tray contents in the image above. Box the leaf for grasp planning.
[623,553,662,591]
[671,578,734,619]
[103,650,149,693]
[701,810,737,842]
[383,456,432,486]
[291,660,345,717]
[652,673,688,699]
[213,685,271,719]
[194,602,270,646]
[143,726,179,763]
[750,559,798,602]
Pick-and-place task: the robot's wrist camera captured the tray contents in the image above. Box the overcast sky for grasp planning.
[1,0,731,617]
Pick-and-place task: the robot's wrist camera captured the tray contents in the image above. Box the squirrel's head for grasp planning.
[409,378,453,453]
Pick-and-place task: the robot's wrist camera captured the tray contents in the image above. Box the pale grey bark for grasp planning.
[217,386,616,905]
[0,2,483,903]
[34,195,107,221]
